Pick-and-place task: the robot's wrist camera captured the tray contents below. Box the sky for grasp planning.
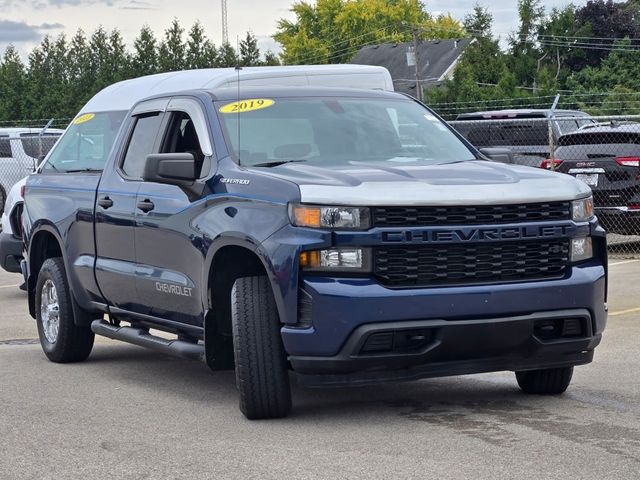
[0,0,588,60]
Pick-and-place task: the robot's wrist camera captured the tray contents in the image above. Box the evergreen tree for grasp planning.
[105,29,131,84]
[66,30,95,116]
[263,50,281,66]
[0,46,27,120]
[186,22,216,69]
[240,31,261,66]
[25,35,69,119]
[216,42,238,67]
[132,26,159,77]
[158,18,186,72]
[463,3,492,37]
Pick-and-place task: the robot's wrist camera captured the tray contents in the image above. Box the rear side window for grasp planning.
[43,111,126,173]
[121,113,163,179]
[20,134,61,159]
[457,122,548,147]
[0,137,11,157]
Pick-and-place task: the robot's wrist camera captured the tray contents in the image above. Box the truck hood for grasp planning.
[260,160,591,206]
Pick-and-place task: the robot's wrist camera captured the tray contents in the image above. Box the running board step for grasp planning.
[91,320,204,361]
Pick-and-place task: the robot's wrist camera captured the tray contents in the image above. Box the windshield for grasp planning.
[215,96,476,167]
[42,111,126,173]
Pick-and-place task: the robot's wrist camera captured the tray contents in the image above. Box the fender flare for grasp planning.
[201,233,289,325]
[26,222,89,324]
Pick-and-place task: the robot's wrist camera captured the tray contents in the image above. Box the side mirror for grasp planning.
[479,147,515,164]
[143,153,197,186]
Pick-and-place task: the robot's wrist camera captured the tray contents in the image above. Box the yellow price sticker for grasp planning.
[219,99,274,114]
[73,113,95,125]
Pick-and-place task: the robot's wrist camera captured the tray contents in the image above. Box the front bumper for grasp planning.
[282,262,606,386]
[0,232,23,273]
[291,310,601,387]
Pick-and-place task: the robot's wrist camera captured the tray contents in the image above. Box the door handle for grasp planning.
[98,196,113,209]
[137,199,155,213]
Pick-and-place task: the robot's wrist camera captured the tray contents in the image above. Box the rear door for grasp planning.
[134,97,215,326]
[95,101,166,312]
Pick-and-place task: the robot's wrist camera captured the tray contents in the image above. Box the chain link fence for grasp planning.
[450,115,640,258]
[0,119,69,220]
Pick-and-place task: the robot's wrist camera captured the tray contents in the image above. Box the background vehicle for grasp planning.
[546,123,640,235]
[1,178,26,274]
[0,128,63,217]
[23,73,606,420]
[452,109,593,167]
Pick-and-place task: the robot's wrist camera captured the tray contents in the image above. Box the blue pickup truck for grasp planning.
[23,78,607,419]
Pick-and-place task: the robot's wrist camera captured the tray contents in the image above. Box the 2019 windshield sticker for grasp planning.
[73,113,95,125]
[219,99,274,114]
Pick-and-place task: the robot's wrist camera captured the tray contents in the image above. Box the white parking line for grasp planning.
[0,284,20,289]
[609,307,640,317]
[610,259,640,266]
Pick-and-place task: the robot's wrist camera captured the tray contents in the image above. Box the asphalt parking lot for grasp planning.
[1,263,639,480]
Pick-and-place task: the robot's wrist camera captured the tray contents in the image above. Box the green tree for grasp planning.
[186,22,217,69]
[508,0,545,87]
[216,42,238,67]
[240,31,261,66]
[463,3,492,37]
[274,0,465,65]
[25,35,69,119]
[0,45,27,121]
[263,50,281,66]
[132,26,159,77]
[66,30,95,115]
[158,18,186,72]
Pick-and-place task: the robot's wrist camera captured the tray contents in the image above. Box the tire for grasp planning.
[35,257,94,363]
[516,366,573,395]
[231,276,291,420]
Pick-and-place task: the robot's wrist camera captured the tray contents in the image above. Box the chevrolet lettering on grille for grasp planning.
[381,225,569,243]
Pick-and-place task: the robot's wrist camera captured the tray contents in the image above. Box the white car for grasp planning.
[0,128,64,215]
[1,177,26,274]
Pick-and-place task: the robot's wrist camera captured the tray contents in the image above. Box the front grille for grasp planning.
[372,202,571,227]
[374,240,570,288]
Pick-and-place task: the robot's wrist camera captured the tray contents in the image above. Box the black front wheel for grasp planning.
[231,276,291,420]
[35,258,94,363]
[516,366,574,395]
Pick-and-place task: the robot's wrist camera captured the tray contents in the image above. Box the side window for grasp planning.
[20,134,61,159]
[121,113,163,179]
[161,112,206,177]
[0,137,11,158]
[43,111,126,173]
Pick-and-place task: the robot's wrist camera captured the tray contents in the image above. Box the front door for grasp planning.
[134,97,215,326]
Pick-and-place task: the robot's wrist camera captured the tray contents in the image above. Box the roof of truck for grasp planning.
[78,65,394,115]
[208,85,404,102]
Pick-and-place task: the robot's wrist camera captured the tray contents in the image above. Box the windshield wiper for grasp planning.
[251,159,307,168]
[64,168,103,173]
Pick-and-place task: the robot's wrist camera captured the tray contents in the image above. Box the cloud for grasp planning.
[0,0,122,7]
[0,19,64,42]
[119,0,157,10]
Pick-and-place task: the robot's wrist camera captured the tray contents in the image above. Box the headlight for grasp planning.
[290,204,371,230]
[299,248,372,272]
[571,196,594,222]
[570,237,593,262]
